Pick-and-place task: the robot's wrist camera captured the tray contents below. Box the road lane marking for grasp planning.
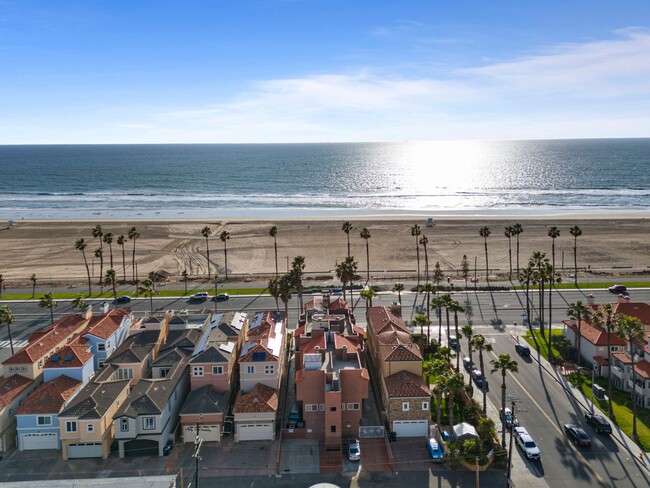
[489,349,610,487]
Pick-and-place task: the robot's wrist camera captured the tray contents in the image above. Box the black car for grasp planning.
[608,284,627,294]
[463,357,476,372]
[563,424,592,447]
[471,369,488,389]
[585,413,612,434]
[515,343,531,356]
[114,295,132,304]
[213,293,230,301]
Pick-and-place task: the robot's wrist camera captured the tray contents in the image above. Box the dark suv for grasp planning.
[585,413,612,434]
[515,343,531,356]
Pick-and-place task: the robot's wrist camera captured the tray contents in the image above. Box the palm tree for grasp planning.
[518,266,534,331]
[423,358,448,387]
[213,273,219,312]
[422,283,435,325]
[342,221,353,257]
[569,225,582,285]
[479,226,491,280]
[431,376,446,428]
[504,226,514,279]
[116,235,126,283]
[104,269,117,304]
[440,293,454,343]
[360,288,378,308]
[512,223,523,276]
[471,334,493,414]
[419,235,429,283]
[138,277,155,313]
[39,292,57,325]
[269,226,279,277]
[335,256,357,305]
[268,277,281,311]
[614,315,645,440]
[392,283,404,303]
[529,251,549,331]
[430,294,444,344]
[567,301,591,367]
[75,238,92,296]
[548,226,561,334]
[128,226,140,282]
[449,299,465,371]
[413,313,430,338]
[220,230,230,280]
[290,255,306,310]
[201,226,212,279]
[462,324,474,363]
[460,255,470,289]
[94,248,104,292]
[92,224,104,287]
[360,228,371,282]
[0,305,15,355]
[490,354,519,447]
[103,232,114,269]
[71,293,86,311]
[592,304,618,420]
[182,268,189,294]
[411,224,422,286]
[278,274,293,320]
[445,372,465,429]
[30,273,37,299]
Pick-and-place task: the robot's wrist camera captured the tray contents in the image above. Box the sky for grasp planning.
[1,0,649,144]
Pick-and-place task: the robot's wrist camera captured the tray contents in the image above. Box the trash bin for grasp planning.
[388,431,397,442]
[163,441,173,456]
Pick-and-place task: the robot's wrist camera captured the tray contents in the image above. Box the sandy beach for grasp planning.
[0,216,648,286]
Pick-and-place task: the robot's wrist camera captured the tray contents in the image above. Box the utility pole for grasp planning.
[192,415,203,488]
[475,455,480,488]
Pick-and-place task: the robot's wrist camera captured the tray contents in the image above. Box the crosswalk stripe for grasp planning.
[0,340,28,349]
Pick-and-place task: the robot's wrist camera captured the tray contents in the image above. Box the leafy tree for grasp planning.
[103,232,114,269]
[490,354,519,447]
[269,226,279,277]
[569,225,582,285]
[220,230,231,280]
[30,273,37,299]
[342,221,353,257]
[479,226,491,281]
[615,315,645,440]
[138,277,155,313]
[411,224,422,286]
[471,334,493,414]
[360,288,378,308]
[39,292,58,325]
[71,293,86,311]
[460,254,470,289]
[116,234,126,283]
[75,238,92,296]
[360,227,371,282]
[92,224,104,287]
[104,268,117,303]
[567,301,591,367]
[128,226,140,282]
[392,283,404,303]
[504,225,514,279]
[0,305,15,354]
[512,223,523,276]
[201,226,212,279]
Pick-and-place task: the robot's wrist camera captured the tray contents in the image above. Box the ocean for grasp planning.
[1,139,649,220]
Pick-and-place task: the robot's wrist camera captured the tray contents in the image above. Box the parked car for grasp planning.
[564,424,592,447]
[463,357,476,372]
[471,369,488,389]
[584,413,612,434]
[515,343,530,356]
[190,292,209,301]
[114,295,131,305]
[608,284,627,294]
[427,437,444,463]
[500,407,519,429]
[514,427,541,460]
[347,439,361,461]
[449,336,459,350]
[213,293,230,301]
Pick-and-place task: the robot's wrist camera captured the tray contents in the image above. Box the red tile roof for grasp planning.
[0,374,35,410]
[83,310,129,340]
[233,383,278,413]
[366,307,408,335]
[301,334,326,354]
[612,352,632,364]
[16,375,82,415]
[3,314,90,365]
[611,302,650,325]
[384,371,429,398]
[380,343,423,362]
[44,344,94,369]
[635,360,650,379]
[593,355,609,366]
[564,320,626,347]
[377,330,413,346]
[333,333,361,352]
[238,342,278,362]
[328,298,348,311]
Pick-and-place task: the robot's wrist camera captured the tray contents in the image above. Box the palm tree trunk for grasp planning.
[274,239,278,277]
[121,245,126,283]
[149,294,153,313]
[606,326,614,420]
[525,280,531,333]
[224,246,228,280]
[577,317,582,367]
[479,351,486,414]
[205,238,211,279]
[49,306,54,325]
[454,312,460,371]
[365,241,370,282]
[445,309,451,345]
[516,235,520,276]
[448,392,454,429]
[508,237,512,279]
[132,240,137,282]
[82,252,92,296]
[415,237,420,286]
[436,391,442,428]
[484,239,489,282]
[501,375,507,447]
[438,305,442,344]
[631,345,638,440]
[573,240,578,285]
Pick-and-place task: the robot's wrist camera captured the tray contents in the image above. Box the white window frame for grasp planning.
[66,421,78,433]
[319,404,325,411]
[402,402,410,412]
[212,366,224,375]
[143,417,156,430]
[117,368,133,380]
[87,424,94,433]
[346,403,360,410]
[246,366,255,374]
[37,415,52,426]
[305,404,318,412]
[264,364,275,375]
[341,403,346,411]
[192,366,204,377]
[97,343,106,352]
[422,401,429,411]
[120,418,129,432]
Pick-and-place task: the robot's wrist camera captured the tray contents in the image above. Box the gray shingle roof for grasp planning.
[179,385,227,416]
[59,379,129,419]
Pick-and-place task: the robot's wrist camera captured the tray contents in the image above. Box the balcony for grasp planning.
[610,365,625,381]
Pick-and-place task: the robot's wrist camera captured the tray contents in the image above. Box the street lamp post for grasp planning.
[577,366,596,414]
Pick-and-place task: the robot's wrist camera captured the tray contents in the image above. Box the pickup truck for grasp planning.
[514,426,541,460]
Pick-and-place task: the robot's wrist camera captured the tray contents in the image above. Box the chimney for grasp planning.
[617,294,630,304]
[586,294,595,306]
[100,302,110,315]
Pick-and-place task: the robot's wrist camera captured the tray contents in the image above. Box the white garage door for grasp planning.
[393,420,428,438]
[237,423,273,441]
[21,432,58,450]
[184,424,221,443]
[67,442,103,458]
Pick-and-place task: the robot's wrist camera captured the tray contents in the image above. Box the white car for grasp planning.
[514,427,541,460]
[190,292,209,301]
